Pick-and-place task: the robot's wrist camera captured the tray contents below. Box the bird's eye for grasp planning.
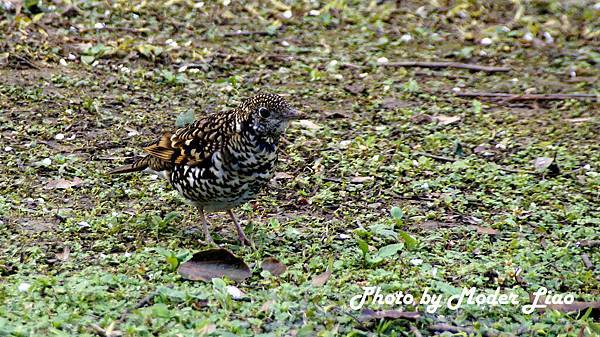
[258,107,270,118]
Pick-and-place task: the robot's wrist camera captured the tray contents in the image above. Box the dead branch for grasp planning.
[415,152,455,162]
[12,54,39,69]
[496,166,537,174]
[78,27,150,34]
[456,92,598,102]
[223,30,271,37]
[579,240,600,248]
[383,61,510,73]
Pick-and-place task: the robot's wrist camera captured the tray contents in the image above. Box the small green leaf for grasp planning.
[365,253,383,265]
[356,237,368,256]
[166,255,179,270]
[81,55,95,64]
[390,206,403,220]
[162,211,180,225]
[580,306,593,321]
[589,322,600,334]
[211,278,226,289]
[150,303,170,318]
[377,243,404,258]
[472,100,482,114]
[399,230,417,250]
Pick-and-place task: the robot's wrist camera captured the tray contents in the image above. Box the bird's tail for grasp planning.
[108,156,151,174]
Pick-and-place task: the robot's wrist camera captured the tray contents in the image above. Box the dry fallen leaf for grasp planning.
[534,157,554,170]
[260,300,274,312]
[344,83,365,95]
[296,119,320,130]
[416,220,456,230]
[350,176,374,184]
[435,115,461,125]
[411,113,434,124]
[380,98,410,110]
[261,257,287,276]
[471,225,499,235]
[177,248,251,282]
[274,172,293,180]
[226,285,245,299]
[56,246,71,262]
[124,126,140,137]
[311,269,332,287]
[45,177,84,189]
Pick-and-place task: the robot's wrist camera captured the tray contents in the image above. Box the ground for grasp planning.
[0,0,599,336]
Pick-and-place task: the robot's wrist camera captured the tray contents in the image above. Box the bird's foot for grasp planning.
[203,233,218,247]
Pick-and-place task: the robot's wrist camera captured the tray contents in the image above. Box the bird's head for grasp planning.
[242,93,298,139]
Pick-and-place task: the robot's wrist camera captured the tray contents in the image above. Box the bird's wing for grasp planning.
[143,112,240,166]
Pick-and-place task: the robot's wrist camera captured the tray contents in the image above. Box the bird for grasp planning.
[109,93,298,246]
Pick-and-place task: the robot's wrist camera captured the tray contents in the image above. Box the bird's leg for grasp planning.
[227,210,252,246]
[199,208,215,245]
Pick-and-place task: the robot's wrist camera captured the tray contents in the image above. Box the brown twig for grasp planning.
[223,30,271,37]
[456,92,598,102]
[383,61,510,73]
[579,240,600,248]
[496,166,537,174]
[12,54,40,69]
[414,152,455,162]
[78,27,150,33]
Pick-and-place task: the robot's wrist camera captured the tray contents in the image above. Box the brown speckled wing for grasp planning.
[143,110,242,167]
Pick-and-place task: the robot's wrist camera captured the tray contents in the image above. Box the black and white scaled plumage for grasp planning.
[109,93,298,245]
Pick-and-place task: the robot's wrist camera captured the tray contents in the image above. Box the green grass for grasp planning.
[0,0,599,336]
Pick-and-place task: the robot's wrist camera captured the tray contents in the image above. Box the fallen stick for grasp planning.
[383,61,510,73]
[223,30,271,37]
[414,152,455,162]
[456,92,598,102]
[496,166,536,174]
[579,240,600,248]
[12,54,39,69]
[79,27,149,33]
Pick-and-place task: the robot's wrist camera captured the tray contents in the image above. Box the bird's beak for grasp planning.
[284,108,301,120]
